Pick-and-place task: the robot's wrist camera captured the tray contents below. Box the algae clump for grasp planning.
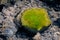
[21,8,51,31]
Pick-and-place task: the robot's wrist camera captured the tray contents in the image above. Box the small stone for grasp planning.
[33,32,41,40]
[50,25,58,32]
[3,28,14,37]
[15,1,24,8]
[54,32,60,36]
[53,32,60,40]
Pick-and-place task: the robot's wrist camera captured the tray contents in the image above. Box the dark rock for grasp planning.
[40,0,60,11]
[0,35,7,40]
[56,18,60,27]
[40,0,60,5]
[53,18,60,26]
[16,27,37,38]
[57,18,60,24]
[0,4,5,12]
[53,5,60,11]
[10,0,15,5]
[0,23,3,28]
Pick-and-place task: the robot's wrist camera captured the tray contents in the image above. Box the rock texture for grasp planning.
[0,0,60,40]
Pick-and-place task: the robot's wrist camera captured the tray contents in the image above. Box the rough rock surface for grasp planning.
[0,0,60,40]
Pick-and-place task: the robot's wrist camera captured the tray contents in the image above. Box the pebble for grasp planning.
[53,32,60,40]
[3,28,14,37]
[33,32,41,40]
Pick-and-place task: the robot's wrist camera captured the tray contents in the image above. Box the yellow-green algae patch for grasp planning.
[21,8,51,31]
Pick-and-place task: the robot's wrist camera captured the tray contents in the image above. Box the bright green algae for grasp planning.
[21,8,51,31]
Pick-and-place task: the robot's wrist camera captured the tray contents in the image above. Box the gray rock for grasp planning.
[33,32,41,40]
[2,18,17,35]
[0,38,3,40]
[53,32,60,40]
[0,12,4,28]
[3,28,14,37]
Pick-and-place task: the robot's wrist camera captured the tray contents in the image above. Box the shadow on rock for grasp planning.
[40,0,60,11]
[0,35,7,40]
[0,4,5,12]
[39,24,51,34]
[14,19,36,40]
[53,18,60,28]
[15,26,37,38]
